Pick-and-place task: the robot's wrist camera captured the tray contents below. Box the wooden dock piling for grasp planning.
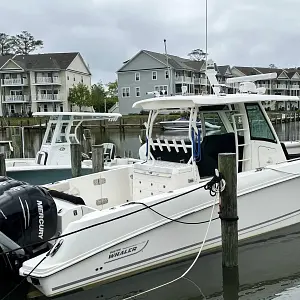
[0,153,6,176]
[218,153,238,267]
[92,145,104,173]
[218,153,239,299]
[70,143,82,178]
[83,128,92,155]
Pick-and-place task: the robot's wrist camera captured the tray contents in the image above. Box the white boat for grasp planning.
[2,60,300,297]
[4,112,141,184]
[159,118,221,131]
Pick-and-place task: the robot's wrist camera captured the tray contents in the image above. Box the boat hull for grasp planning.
[20,161,300,297]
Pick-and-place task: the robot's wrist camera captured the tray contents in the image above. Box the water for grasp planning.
[1,122,300,299]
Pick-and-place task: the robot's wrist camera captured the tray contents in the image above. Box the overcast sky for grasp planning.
[1,0,299,83]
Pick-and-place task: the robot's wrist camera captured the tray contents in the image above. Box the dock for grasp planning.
[0,111,300,133]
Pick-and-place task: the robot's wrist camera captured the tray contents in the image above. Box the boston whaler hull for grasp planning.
[19,159,300,297]
[2,59,300,298]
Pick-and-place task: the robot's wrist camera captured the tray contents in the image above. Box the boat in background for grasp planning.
[159,117,221,131]
[5,112,141,185]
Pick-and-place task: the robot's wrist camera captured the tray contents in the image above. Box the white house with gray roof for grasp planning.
[116,50,232,114]
[0,52,92,116]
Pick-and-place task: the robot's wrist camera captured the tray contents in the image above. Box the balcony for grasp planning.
[35,94,63,102]
[3,95,29,103]
[290,84,300,89]
[1,78,28,86]
[194,78,200,84]
[257,84,270,88]
[34,77,61,85]
[276,84,288,89]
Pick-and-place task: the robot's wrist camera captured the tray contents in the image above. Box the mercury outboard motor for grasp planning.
[0,176,28,196]
[0,182,57,273]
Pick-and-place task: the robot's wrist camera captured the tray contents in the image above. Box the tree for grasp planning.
[68,83,91,111]
[188,49,207,61]
[269,64,277,69]
[11,31,43,55]
[0,33,13,56]
[90,81,107,112]
[105,80,118,111]
[106,80,118,99]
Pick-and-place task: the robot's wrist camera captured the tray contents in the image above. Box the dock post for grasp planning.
[83,128,92,156]
[70,143,81,177]
[92,144,104,173]
[0,153,6,176]
[218,153,238,267]
[11,127,22,159]
[218,153,239,299]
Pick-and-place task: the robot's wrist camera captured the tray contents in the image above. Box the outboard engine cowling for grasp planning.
[0,185,57,253]
[0,177,29,196]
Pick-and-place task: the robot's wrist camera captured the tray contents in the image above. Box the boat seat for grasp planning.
[149,133,244,178]
[132,160,195,201]
[280,142,300,160]
[35,151,48,165]
[197,133,244,177]
[102,143,116,161]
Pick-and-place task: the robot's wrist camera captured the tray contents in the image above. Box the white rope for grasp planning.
[122,183,221,300]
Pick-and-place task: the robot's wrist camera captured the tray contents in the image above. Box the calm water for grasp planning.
[1,122,300,299]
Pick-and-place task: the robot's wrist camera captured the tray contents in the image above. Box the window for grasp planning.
[155,85,168,95]
[44,104,48,112]
[135,87,140,97]
[135,72,140,81]
[152,71,157,80]
[165,70,169,79]
[10,105,15,114]
[245,103,276,143]
[122,87,130,97]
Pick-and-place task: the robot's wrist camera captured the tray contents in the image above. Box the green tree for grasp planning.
[68,83,91,111]
[90,81,107,112]
[0,33,13,56]
[11,31,43,55]
[105,80,118,111]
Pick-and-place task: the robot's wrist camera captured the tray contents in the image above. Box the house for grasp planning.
[116,49,300,114]
[231,66,300,110]
[116,50,233,114]
[0,52,92,116]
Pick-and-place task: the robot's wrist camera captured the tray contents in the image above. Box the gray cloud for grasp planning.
[0,0,299,83]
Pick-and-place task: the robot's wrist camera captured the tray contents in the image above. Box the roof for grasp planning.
[0,52,83,71]
[33,111,122,121]
[132,94,299,110]
[118,49,206,72]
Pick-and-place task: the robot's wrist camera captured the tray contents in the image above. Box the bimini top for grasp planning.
[32,111,122,121]
[132,93,299,111]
